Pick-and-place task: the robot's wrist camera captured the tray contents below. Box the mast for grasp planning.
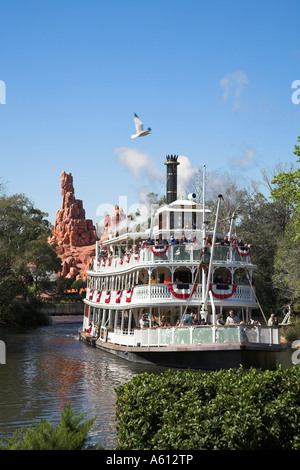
[202,194,223,313]
[201,165,206,313]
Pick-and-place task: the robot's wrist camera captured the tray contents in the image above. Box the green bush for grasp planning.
[0,403,102,450]
[115,366,300,450]
[282,318,300,342]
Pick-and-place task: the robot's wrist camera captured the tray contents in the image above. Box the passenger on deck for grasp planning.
[181,235,188,244]
[170,236,177,245]
[139,314,147,328]
[267,314,276,327]
[217,314,225,325]
[225,310,239,324]
[183,312,193,325]
[220,236,230,246]
[230,236,237,246]
[214,274,224,284]
[205,236,212,246]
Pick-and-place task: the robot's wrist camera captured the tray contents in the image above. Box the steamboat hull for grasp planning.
[79,330,281,370]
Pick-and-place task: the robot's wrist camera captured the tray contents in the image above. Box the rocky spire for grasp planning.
[48,171,97,280]
[49,171,97,249]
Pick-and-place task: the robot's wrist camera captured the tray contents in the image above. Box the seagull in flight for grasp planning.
[131,113,151,138]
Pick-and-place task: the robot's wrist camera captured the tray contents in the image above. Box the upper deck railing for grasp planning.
[90,243,252,274]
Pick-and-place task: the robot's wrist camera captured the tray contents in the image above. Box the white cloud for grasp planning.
[114,147,163,182]
[229,148,255,170]
[220,70,249,110]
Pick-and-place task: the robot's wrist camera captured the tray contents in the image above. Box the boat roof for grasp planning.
[156,198,211,213]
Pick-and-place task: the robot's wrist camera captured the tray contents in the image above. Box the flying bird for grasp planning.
[131,113,151,138]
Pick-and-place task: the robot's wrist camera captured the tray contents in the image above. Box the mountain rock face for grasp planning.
[100,204,126,242]
[49,171,97,280]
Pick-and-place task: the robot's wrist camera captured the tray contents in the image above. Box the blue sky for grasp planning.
[0,0,300,225]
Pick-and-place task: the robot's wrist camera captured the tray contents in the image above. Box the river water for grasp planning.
[0,315,293,449]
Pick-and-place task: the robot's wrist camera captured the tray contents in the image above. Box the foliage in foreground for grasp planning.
[0,403,103,450]
[115,366,300,450]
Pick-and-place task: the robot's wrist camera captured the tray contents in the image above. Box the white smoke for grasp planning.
[177,155,198,199]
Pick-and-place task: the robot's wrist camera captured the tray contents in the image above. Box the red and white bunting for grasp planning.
[134,252,140,260]
[96,290,101,302]
[115,290,123,303]
[167,283,197,299]
[92,289,99,302]
[126,254,130,263]
[210,284,237,299]
[104,290,111,303]
[88,289,94,301]
[235,245,250,257]
[119,256,124,265]
[125,287,134,303]
[150,245,169,255]
[102,258,106,267]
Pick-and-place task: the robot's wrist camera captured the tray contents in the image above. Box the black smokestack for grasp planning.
[164,155,180,205]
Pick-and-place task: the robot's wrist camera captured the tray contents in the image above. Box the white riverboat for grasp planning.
[79,156,281,369]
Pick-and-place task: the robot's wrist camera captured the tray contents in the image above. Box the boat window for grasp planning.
[161,212,167,230]
[170,211,174,230]
[174,211,184,230]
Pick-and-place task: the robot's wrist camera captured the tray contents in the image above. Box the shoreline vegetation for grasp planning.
[1,366,300,451]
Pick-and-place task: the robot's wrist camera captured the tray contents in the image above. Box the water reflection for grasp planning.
[0,315,294,449]
[0,316,169,448]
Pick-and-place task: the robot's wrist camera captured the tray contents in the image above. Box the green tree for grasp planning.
[238,192,288,316]
[271,136,300,239]
[272,225,300,312]
[0,403,100,450]
[270,136,300,313]
[0,191,61,324]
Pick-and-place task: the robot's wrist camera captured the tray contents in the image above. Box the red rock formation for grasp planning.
[100,204,126,243]
[49,171,97,280]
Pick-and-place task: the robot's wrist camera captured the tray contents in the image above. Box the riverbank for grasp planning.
[42,302,84,315]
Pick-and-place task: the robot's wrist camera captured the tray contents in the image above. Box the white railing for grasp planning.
[91,244,252,274]
[104,324,280,347]
[85,283,256,307]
